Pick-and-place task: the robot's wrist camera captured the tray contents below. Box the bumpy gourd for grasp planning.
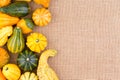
[0,2,30,17]
[7,27,25,53]
[17,50,38,71]
[26,33,47,53]
[37,49,59,80]
[19,72,38,80]
[0,26,13,46]
[0,12,19,28]
[0,69,6,80]
[0,48,10,68]
[0,0,11,7]
[32,8,52,27]
[2,64,21,80]
[34,0,50,8]
[17,18,34,34]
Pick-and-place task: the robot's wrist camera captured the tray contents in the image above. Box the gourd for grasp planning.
[0,2,30,17]
[0,69,6,80]
[0,0,11,7]
[34,0,50,8]
[26,33,48,53]
[0,48,10,68]
[17,50,38,71]
[17,18,34,34]
[7,27,25,54]
[0,12,19,28]
[32,8,52,27]
[16,0,31,2]
[37,49,59,80]
[19,72,38,80]
[2,64,21,80]
[0,26,13,46]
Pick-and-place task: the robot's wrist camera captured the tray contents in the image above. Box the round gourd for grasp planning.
[34,0,50,8]
[0,48,9,68]
[0,69,6,80]
[2,64,21,80]
[26,33,48,53]
[17,50,38,71]
[0,0,11,7]
[17,18,34,34]
[7,27,25,54]
[19,72,38,80]
[32,8,52,27]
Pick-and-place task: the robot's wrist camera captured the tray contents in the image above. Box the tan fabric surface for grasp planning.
[10,0,120,80]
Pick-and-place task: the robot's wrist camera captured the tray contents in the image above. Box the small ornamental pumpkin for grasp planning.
[26,33,47,53]
[0,48,9,68]
[32,8,52,27]
[34,0,50,8]
[19,72,38,80]
[2,64,21,80]
[0,0,11,7]
[0,69,6,80]
[17,50,38,71]
[17,18,35,34]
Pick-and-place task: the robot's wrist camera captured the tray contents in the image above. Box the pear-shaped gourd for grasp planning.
[0,12,19,28]
[7,27,25,53]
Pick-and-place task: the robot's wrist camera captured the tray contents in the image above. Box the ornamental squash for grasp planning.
[17,18,35,34]
[32,8,52,27]
[19,72,38,80]
[0,0,11,7]
[0,2,30,17]
[0,48,10,68]
[7,27,25,54]
[0,12,19,28]
[17,50,38,71]
[34,0,50,8]
[0,69,6,80]
[16,0,31,2]
[0,26,13,46]
[2,64,21,80]
[37,49,59,80]
[26,33,47,53]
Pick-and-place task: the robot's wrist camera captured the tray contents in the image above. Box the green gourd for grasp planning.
[17,50,38,72]
[0,2,30,17]
[7,27,25,53]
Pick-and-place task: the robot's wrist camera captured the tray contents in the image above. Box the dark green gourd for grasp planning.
[0,2,30,17]
[7,27,25,53]
[17,50,38,71]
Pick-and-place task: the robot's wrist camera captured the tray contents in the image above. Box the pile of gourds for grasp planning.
[0,0,59,80]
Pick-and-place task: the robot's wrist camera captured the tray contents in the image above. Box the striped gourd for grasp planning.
[7,27,25,53]
[17,50,38,72]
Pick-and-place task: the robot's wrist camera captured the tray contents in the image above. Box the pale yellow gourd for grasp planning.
[0,26,13,46]
[37,49,59,80]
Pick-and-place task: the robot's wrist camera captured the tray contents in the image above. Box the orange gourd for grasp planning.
[0,69,6,80]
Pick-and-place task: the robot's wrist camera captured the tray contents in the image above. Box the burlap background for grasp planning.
[10,0,120,80]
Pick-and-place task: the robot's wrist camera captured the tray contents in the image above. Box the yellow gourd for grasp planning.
[16,0,31,2]
[0,26,13,46]
[0,0,11,7]
[19,72,38,80]
[2,64,21,80]
[0,12,19,28]
[37,49,59,80]
[34,0,50,8]
[0,69,6,80]
[26,33,47,53]
[0,48,9,68]
[32,8,52,27]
